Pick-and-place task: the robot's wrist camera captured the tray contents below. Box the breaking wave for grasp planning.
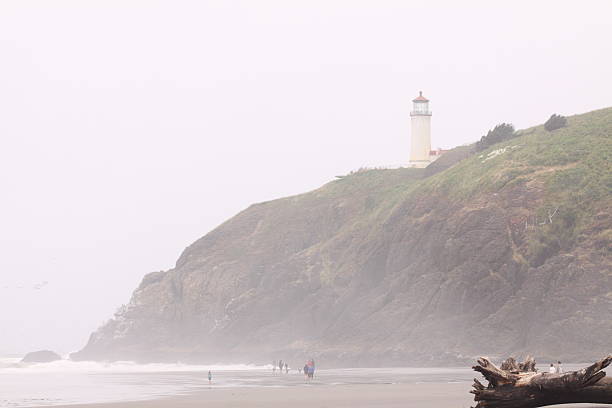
[0,356,270,373]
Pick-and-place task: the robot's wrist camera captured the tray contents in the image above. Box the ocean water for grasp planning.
[0,357,269,407]
[0,357,475,407]
[1,358,599,408]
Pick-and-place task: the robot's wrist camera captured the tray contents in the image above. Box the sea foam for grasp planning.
[0,356,270,374]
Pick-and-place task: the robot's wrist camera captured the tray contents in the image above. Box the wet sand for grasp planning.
[17,365,608,408]
[50,382,474,408]
[48,382,608,408]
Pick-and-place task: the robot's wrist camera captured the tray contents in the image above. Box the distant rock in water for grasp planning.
[22,350,62,363]
[73,107,612,366]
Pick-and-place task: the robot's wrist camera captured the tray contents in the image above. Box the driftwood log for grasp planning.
[471,355,612,408]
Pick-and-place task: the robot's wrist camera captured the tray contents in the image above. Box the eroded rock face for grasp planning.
[22,350,62,363]
[72,109,612,366]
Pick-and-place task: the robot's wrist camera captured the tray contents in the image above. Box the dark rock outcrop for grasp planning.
[72,108,612,366]
[22,350,62,363]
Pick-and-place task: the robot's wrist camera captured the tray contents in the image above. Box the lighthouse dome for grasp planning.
[413,91,429,102]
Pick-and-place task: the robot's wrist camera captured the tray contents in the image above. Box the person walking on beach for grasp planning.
[208,370,212,384]
[284,362,289,374]
[309,359,316,379]
[303,363,309,379]
[306,359,315,380]
[549,363,555,374]
[278,360,283,374]
[556,361,563,373]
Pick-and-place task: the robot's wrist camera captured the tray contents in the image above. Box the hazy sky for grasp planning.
[0,0,610,355]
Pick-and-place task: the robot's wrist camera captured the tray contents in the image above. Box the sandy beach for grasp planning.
[4,362,607,408]
[49,382,610,408]
[50,383,474,408]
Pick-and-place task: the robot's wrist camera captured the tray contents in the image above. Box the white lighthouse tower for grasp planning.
[409,91,432,168]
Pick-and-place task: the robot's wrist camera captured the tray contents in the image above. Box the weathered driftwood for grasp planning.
[471,355,612,408]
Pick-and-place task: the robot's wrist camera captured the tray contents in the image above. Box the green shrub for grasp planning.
[475,123,516,152]
[527,207,578,267]
[544,114,567,131]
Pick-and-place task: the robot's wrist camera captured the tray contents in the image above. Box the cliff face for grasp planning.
[73,108,612,366]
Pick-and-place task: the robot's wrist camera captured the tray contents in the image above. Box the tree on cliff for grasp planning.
[544,114,567,131]
[475,123,516,151]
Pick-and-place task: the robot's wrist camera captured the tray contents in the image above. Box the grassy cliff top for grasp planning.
[323,107,612,264]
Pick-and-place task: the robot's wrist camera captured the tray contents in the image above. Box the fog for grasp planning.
[0,0,610,355]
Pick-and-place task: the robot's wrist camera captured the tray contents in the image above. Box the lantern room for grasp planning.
[410,91,431,116]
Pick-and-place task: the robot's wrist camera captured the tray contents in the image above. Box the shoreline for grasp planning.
[48,382,475,408]
[45,382,609,408]
[6,362,607,408]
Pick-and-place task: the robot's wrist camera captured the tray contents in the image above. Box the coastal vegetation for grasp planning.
[474,123,516,152]
[544,113,568,131]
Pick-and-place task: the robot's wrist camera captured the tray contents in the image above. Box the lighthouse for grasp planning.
[409,91,432,167]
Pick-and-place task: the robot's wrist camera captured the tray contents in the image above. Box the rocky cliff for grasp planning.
[73,108,612,366]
